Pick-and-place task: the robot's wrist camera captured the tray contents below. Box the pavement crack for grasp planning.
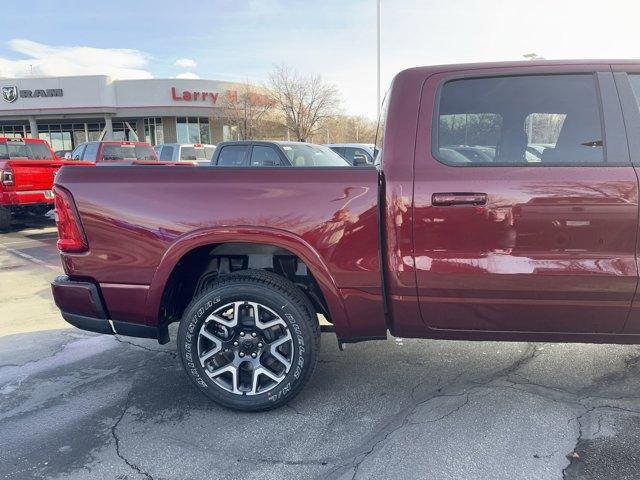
[237,457,330,467]
[327,344,544,480]
[114,336,177,359]
[111,392,153,480]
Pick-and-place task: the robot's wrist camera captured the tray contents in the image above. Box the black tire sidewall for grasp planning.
[178,281,317,411]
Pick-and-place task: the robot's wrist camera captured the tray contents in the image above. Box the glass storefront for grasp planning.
[144,117,163,145]
[177,117,211,144]
[36,122,138,150]
[3,115,222,149]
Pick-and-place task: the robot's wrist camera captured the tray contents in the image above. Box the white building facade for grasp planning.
[0,75,246,150]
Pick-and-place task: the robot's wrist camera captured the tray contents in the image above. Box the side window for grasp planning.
[160,146,174,161]
[250,146,282,166]
[627,75,640,104]
[83,143,98,161]
[435,74,605,165]
[71,144,85,160]
[347,147,373,164]
[330,147,345,158]
[217,145,248,166]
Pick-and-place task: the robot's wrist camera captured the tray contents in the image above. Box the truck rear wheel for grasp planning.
[0,207,11,231]
[177,269,320,411]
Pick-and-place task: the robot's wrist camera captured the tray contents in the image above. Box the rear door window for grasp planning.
[159,146,174,161]
[435,74,605,165]
[250,146,283,166]
[83,143,98,161]
[330,146,345,158]
[217,145,249,166]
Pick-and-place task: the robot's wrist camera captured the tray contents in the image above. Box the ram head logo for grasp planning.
[1,86,17,103]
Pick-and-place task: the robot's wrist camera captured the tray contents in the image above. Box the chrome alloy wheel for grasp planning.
[197,301,294,395]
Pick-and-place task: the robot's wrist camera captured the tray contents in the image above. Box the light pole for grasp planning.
[376,0,381,120]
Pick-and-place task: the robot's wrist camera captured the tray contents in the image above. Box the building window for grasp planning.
[177,117,210,144]
[144,117,163,145]
[0,125,28,138]
[37,123,95,150]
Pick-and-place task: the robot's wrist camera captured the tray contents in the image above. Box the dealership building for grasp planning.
[0,75,251,150]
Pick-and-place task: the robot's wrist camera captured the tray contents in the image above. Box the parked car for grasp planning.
[0,137,90,230]
[325,143,377,165]
[51,59,640,411]
[68,141,159,164]
[154,143,216,163]
[210,141,350,167]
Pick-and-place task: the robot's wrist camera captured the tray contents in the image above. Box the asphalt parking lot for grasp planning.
[2,215,640,479]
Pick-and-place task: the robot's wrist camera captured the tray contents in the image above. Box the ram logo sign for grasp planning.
[0,86,64,103]
[1,86,17,103]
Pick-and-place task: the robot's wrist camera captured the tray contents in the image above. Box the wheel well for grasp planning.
[159,242,330,328]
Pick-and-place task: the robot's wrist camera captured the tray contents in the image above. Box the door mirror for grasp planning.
[353,153,368,166]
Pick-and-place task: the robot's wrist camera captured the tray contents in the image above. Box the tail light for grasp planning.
[1,168,14,186]
[53,186,88,253]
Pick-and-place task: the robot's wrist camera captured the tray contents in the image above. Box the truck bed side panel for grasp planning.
[55,166,384,337]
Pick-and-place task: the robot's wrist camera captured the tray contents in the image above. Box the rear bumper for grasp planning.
[51,276,169,344]
[1,190,54,206]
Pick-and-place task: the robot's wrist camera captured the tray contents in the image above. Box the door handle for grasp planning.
[432,192,487,206]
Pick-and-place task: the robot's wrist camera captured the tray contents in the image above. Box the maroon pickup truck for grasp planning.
[51,60,640,411]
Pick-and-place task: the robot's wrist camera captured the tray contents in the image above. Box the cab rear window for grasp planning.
[102,144,157,161]
[0,141,52,160]
[180,146,207,160]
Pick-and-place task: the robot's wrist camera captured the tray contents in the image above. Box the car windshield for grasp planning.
[0,141,52,160]
[278,143,349,167]
[102,144,157,161]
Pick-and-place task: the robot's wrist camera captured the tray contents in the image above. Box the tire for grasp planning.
[0,207,11,231]
[177,269,320,411]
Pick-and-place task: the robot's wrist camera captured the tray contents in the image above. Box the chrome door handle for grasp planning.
[432,193,487,206]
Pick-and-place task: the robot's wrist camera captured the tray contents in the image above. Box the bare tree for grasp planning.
[320,115,377,144]
[267,64,340,142]
[216,82,273,140]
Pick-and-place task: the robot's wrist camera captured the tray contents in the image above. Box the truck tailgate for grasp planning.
[8,159,64,191]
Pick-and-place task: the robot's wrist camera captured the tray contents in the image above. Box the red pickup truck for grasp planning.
[51,60,640,410]
[0,137,72,230]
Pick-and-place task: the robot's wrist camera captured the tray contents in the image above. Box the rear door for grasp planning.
[413,66,638,334]
[612,66,640,333]
[215,145,249,166]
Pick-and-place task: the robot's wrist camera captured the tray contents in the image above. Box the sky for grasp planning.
[1,0,640,118]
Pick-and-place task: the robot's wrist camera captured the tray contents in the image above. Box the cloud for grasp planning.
[0,39,152,78]
[175,72,200,79]
[175,58,197,69]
